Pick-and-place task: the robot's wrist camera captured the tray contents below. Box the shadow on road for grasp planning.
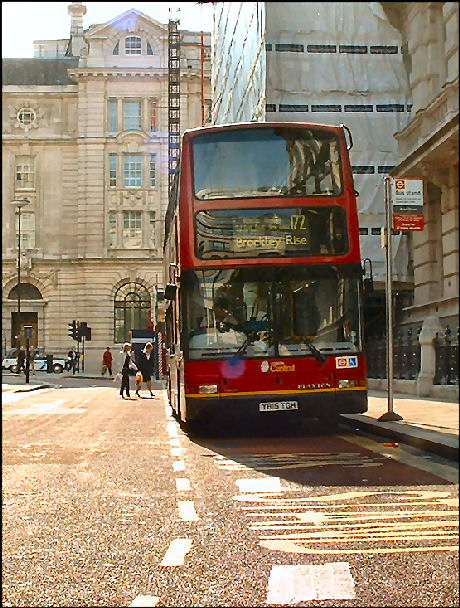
[183,415,453,488]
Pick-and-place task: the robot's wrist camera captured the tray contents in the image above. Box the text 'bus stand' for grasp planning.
[379,176,403,422]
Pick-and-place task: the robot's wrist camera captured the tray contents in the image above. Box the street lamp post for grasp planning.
[11,198,31,346]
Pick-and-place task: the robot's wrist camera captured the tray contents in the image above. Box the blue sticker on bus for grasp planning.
[335,355,358,369]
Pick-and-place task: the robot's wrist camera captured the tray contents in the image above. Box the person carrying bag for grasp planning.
[135,342,156,398]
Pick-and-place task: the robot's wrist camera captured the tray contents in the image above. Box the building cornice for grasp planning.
[68,68,166,80]
[390,113,459,176]
[2,136,77,143]
[67,67,209,80]
[391,77,459,174]
[2,85,78,93]
[394,77,459,141]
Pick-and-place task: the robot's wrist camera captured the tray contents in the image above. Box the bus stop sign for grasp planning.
[391,178,424,231]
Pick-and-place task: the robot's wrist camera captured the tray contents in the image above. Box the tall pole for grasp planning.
[379,177,402,422]
[200,28,205,125]
[17,205,21,317]
[11,198,30,348]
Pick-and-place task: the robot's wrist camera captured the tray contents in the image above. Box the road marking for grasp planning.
[234,489,453,503]
[170,447,186,457]
[1,388,54,403]
[169,437,181,447]
[236,477,283,493]
[129,595,160,607]
[339,433,459,483]
[266,563,355,604]
[3,398,87,416]
[176,477,191,492]
[160,539,193,566]
[178,500,199,521]
[215,451,383,471]
[167,420,179,438]
[173,460,185,472]
[233,490,458,555]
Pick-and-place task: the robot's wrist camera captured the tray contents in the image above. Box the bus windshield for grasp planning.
[193,126,342,200]
[183,265,362,360]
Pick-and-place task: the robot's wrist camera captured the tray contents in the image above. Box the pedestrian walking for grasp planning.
[16,346,26,374]
[28,345,36,375]
[119,342,136,399]
[66,348,78,373]
[135,342,156,398]
[102,346,113,376]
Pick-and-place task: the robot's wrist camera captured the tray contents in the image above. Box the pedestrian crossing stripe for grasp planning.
[266,563,355,603]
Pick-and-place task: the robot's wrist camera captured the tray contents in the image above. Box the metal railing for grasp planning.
[434,326,459,385]
[366,327,421,380]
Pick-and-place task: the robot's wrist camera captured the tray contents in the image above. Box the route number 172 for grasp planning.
[290,214,307,230]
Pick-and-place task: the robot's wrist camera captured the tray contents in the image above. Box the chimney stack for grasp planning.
[68,2,87,56]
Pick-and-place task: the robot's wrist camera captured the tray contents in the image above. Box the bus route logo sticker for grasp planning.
[335,356,358,369]
[261,361,269,372]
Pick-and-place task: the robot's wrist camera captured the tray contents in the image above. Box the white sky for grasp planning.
[2,2,214,58]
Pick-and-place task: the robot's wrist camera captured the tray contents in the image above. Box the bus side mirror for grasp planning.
[164,283,177,300]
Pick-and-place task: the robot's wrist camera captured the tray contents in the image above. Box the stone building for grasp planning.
[210,2,458,394]
[2,3,211,371]
[382,2,459,333]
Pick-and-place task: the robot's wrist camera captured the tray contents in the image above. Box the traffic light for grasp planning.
[78,322,91,341]
[68,320,78,340]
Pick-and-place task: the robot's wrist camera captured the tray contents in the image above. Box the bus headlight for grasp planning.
[198,384,218,394]
[338,379,356,389]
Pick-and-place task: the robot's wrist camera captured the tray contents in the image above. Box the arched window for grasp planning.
[125,36,142,55]
[114,282,151,343]
[8,283,43,300]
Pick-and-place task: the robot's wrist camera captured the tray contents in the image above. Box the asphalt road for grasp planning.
[2,382,458,607]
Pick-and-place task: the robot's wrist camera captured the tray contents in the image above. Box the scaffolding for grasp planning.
[168,18,181,198]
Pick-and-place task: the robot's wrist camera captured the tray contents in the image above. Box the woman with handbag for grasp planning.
[135,341,156,398]
[119,342,136,399]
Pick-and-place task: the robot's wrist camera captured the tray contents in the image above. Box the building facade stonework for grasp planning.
[382,2,459,335]
[2,5,211,372]
[210,2,458,395]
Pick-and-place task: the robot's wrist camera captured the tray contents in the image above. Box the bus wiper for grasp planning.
[304,339,327,363]
[235,334,254,355]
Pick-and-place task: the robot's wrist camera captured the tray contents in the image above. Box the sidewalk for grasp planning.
[2,375,458,462]
[342,389,459,462]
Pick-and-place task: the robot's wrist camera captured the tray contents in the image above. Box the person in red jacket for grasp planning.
[102,347,113,376]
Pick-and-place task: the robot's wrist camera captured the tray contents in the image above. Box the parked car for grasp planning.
[2,348,66,374]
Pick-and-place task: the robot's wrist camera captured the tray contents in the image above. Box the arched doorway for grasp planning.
[8,282,43,349]
[114,282,151,343]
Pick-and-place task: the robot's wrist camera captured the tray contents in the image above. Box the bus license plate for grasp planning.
[259,401,299,412]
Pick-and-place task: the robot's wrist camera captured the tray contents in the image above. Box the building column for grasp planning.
[440,165,459,301]
[417,314,443,396]
[411,180,443,306]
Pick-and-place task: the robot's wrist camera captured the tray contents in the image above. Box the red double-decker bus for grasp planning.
[163,122,367,430]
